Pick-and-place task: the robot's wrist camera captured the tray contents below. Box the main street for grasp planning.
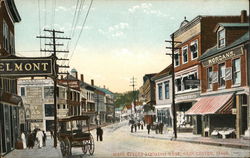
[4,122,250,158]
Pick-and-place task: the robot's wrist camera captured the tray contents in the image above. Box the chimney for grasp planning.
[91,79,94,86]
[241,10,247,23]
[103,85,106,89]
[75,71,78,79]
[80,74,84,82]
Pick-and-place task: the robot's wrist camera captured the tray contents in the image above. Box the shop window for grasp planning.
[20,87,25,96]
[44,104,54,117]
[174,50,180,67]
[182,46,188,64]
[232,58,241,85]
[44,86,54,98]
[164,81,169,99]
[242,94,247,105]
[218,29,225,48]
[207,67,213,89]
[158,83,163,100]
[190,40,198,60]
[218,63,225,87]
[175,78,182,92]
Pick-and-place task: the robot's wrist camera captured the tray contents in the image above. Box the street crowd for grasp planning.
[21,128,51,149]
[129,120,164,135]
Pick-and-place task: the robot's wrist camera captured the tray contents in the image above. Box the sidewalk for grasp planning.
[4,138,62,158]
[130,127,250,150]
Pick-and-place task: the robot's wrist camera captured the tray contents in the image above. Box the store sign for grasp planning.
[203,47,243,67]
[58,79,80,90]
[184,79,200,86]
[0,55,56,77]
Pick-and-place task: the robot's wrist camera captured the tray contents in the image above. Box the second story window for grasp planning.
[218,63,225,87]
[158,83,162,100]
[182,46,188,64]
[176,78,182,92]
[21,87,25,96]
[174,50,180,67]
[207,67,213,89]
[190,40,198,60]
[44,86,54,98]
[164,81,169,99]
[232,58,241,85]
[3,20,9,52]
[218,29,225,48]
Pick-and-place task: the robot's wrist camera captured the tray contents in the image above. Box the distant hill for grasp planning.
[114,90,139,108]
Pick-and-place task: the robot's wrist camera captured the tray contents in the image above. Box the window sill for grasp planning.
[231,84,241,88]
[218,86,226,90]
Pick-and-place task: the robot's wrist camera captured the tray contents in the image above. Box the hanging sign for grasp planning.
[0,55,57,77]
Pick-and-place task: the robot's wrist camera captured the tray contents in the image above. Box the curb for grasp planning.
[130,133,250,150]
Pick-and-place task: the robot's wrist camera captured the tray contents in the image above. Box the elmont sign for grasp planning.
[0,55,57,77]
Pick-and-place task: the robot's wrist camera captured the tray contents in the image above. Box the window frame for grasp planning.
[207,67,213,90]
[20,87,26,96]
[232,58,241,85]
[182,45,188,64]
[164,81,170,99]
[174,50,180,67]
[218,29,225,48]
[218,63,226,87]
[190,40,198,60]
[158,83,163,100]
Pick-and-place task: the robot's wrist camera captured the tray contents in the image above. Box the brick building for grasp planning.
[0,0,22,155]
[172,12,243,133]
[187,11,249,138]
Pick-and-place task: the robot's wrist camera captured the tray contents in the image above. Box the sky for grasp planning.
[14,0,248,93]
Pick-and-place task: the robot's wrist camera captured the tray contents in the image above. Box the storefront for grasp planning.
[155,104,172,127]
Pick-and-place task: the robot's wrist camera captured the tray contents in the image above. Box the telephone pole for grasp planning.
[37,29,70,147]
[165,34,181,139]
[130,77,137,119]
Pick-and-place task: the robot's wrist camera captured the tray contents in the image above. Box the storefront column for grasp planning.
[236,95,241,138]
[245,94,250,137]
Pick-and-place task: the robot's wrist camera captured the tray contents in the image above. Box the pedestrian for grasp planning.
[134,124,137,132]
[140,121,144,130]
[42,131,46,146]
[131,124,134,133]
[50,130,54,139]
[21,131,27,149]
[96,127,103,141]
[155,123,159,134]
[27,132,34,149]
[137,122,140,130]
[36,129,44,148]
[160,122,164,134]
[147,124,151,134]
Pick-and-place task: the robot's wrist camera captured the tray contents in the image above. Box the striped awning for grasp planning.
[186,93,233,115]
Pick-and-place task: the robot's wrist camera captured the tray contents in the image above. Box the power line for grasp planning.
[68,0,94,65]
[38,0,42,57]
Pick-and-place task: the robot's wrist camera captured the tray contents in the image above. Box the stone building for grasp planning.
[0,0,22,155]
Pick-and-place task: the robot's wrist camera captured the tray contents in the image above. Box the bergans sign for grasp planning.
[203,47,243,67]
[0,55,56,77]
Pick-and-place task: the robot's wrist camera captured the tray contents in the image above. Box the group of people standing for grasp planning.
[146,122,164,135]
[21,128,47,149]
[130,120,144,133]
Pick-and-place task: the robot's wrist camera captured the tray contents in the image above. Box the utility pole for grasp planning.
[37,29,70,147]
[165,34,181,139]
[130,77,137,119]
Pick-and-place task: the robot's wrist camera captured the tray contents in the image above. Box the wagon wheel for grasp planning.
[64,137,72,156]
[60,141,66,156]
[88,134,95,155]
[81,140,88,155]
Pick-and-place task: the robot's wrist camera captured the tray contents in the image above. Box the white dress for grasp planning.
[21,132,27,149]
[36,131,44,148]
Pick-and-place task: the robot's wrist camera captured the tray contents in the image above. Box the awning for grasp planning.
[186,93,233,115]
[0,91,23,106]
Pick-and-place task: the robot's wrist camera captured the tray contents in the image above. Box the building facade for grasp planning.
[152,65,173,127]
[188,13,249,138]
[172,12,242,133]
[0,0,22,155]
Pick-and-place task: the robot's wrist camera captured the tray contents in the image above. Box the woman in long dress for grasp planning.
[36,129,44,148]
[21,132,27,149]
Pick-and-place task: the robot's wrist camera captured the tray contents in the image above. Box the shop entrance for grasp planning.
[241,106,247,135]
